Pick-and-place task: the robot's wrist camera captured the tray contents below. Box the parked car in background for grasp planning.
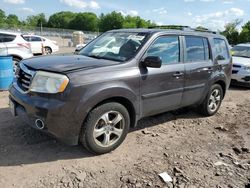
[9,28,232,154]
[74,35,97,54]
[0,31,33,71]
[23,35,59,55]
[231,43,250,87]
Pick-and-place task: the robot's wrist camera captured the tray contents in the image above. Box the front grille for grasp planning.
[233,64,241,68]
[232,70,239,74]
[16,65,33,92]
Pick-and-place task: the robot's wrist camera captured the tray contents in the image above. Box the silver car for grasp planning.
[231,43,250,87]
[0,31,33,70]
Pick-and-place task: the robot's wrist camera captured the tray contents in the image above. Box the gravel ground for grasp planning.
[0,86,249,188]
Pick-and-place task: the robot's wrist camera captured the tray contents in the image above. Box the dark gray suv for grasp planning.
[9,28,232,154]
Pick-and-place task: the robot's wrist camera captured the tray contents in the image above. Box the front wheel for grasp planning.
[80,102,130,154]
[44,47,52,55]
[198,84,223,116]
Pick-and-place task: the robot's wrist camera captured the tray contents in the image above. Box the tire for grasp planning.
[44,47,52,55]
[198,84,223,116]
[13,57,21,73]
[80,102,130,154]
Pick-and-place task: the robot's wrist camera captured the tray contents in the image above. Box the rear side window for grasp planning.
[185,36,210,62]
[146,36,180,65]
[0,33,16,43]
[214,38,229,60]
[31,37,42,42]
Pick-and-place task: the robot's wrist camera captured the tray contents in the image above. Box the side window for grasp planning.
[31,37,42,42]
[185,36,210,62]
[214,38,229,60]
[146,36,180,65]
[0,33,16,43]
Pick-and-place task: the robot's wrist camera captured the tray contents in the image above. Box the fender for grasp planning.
[72,81,139,135]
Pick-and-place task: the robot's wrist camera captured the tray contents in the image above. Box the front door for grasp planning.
[140,35,185,117]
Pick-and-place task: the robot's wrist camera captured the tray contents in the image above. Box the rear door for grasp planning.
[140,35,185,117]
[181,35,213,106]
[29,36,43,54]
[0,33,17,54]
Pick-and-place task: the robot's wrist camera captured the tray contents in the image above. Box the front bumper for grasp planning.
[9,83,82,145]
[231,68,250,87]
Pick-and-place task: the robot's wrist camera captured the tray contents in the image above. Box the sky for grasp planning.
[1,0,250,30]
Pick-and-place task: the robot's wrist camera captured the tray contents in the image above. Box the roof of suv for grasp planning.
[108,28,225,38]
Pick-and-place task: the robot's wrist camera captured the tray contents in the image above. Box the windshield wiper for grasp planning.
[87,54,102,59]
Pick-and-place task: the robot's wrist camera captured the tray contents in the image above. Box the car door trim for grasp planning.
[142,87,184,99]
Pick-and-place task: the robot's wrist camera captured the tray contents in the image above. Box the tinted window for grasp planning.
[214,39,229,60]
[31,37,42,42]
[146,36,180,65]
[0,33,16,43]
[185,36,210,62]
[23,36,31,42]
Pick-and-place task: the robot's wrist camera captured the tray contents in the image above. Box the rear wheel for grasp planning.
[44,47,52,55]
[80,102,130,154]
[198,84,223,116]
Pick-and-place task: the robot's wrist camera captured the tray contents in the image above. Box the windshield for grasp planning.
[232,45,250,58]
[79,32,149,62]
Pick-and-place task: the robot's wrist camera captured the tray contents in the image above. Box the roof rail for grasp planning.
[148,25,218,34]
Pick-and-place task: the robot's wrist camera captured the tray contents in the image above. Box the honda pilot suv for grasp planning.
[9,28,232,154]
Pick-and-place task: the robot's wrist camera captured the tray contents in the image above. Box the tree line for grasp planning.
[0,9,156,32]
[0,9,249,44]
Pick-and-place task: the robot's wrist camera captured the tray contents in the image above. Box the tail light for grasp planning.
[17,43,31,49]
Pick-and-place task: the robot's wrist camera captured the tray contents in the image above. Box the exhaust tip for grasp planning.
[35,119,45,130]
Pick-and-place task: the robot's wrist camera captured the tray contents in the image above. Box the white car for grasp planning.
[23,35,59,55]
[0,31,33,70]
[231,43,250,87]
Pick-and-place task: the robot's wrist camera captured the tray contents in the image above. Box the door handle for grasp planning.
[172,72,184,77]
[202,67,213,71]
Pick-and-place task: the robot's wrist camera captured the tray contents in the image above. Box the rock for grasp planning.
[142,129,152,135]
[120,183,128,188]
[135,182,142,188]
[128,176,137,184]
[232,147,241,155]
[165,182,173,188]
[214,161,230,167]
[173,167,183,175]
[78,182,84,188]
[76,171,87,182]
[242,147,249,153]
[147,182,153,187]
[215,126,228,131]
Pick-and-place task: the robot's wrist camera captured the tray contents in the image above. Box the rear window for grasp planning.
[214,38,229,60]
[185,36,210,62]
[0,33,16,43]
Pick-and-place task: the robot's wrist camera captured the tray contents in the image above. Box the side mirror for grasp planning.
[143,56,162,68]
[215,55,225,61]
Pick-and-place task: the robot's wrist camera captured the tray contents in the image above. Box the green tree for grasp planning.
[26,13,47,27]
[47,11,76,29]
[221,19,241,45]
[239,21,250,43]
[6,14,20,28]
[0,9,6,25]
[69,12,98,31]
[99,11,124,32]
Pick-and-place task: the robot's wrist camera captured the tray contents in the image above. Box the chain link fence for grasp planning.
[0,25,100,47]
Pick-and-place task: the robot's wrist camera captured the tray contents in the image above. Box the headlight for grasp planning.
[30,71,69,93]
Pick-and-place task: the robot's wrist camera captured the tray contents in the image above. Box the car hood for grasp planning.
[232,56,250,66]
[22,55,119,73]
